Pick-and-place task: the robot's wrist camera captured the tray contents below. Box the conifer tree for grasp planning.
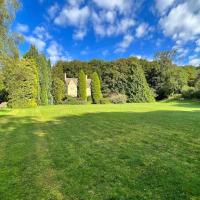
[24,45,52,105]
[52,77,65,104]
[5,59,39,108]
[78,70,87,101]
[91,72,102,104]
[125,62,155,102]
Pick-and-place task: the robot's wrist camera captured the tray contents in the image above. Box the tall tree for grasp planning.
[24,45,52,105]
[0,0,20,59]
[91,72,102,104]
[78,70,87,101]
[52,77,65,104]
[5,58,39,108]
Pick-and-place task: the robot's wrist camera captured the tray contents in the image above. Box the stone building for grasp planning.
[64,73,91,97]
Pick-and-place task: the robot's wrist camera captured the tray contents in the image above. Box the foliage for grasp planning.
[24,45,52,105]
[0,0,20,59]
[78,70,87,101]
[5,59,39,108]
[108,93,127,104]
[52,77,65,104]
[52,54,199,102]
[63,95,88,105]
[119,61,155,102]
[91,72,102,104]
[100,98,111,104]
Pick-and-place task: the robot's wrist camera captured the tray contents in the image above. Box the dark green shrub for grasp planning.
[100,98,111,104]
[91,72,102,104]
[181,86,196,99]
[109,93,127,104]
[52,78,66,104]
[78,70,87,101]
[87,96,92,102]
[63,96,87,105]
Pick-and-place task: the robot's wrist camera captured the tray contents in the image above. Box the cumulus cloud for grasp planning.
[33,26,52,40]
[47,41,72,64]
[16,23,29,33]
[48,3,59,19]
[25,36,46,52]
[189,56,200,67]
[160,2,200,42]
[92,0,133,14]
[51,0,140,46]
[135,23,150,38]
[73,29,87,40]
[54,5,90,28]
[24,26,51,53]
[115,34,134,53]
[155,0,175,15]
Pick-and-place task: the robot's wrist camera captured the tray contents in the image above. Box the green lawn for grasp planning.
[0,102,200,200]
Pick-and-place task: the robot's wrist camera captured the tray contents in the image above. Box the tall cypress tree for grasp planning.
[24,45,52,105]
[78,70,87,101]
[91,72,102,104]
[125,62,155,102]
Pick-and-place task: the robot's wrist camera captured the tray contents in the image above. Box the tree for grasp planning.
[47,59,53,104]
[38,55,49,105]
[125,62,155,102]
[78,70,87,101]
[52,78,65,104]
[91,72,102,104]
[0,0,20,60]
[5,59,39,108]
[24,45,52,105]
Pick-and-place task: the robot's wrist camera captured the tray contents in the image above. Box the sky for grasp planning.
[14,0,200,66]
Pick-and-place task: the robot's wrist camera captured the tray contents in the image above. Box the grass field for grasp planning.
[0,102,200,200]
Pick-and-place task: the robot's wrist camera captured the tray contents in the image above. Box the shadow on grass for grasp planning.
[0,110,200,200]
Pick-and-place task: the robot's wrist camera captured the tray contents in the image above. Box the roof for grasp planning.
[65,77,91,88]
[65,78,78,85]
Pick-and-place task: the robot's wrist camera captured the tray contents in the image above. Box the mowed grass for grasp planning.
[0,102,200,200]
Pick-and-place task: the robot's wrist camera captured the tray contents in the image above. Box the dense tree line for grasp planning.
[52,54,200,102]
[0,0,200,108]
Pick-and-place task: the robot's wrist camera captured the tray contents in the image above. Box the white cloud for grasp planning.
[92,0,133,13]
[195,39,200,53]
[135,23,149,38]
[73,29,87,40]
[33,26,52,40]
[92,10,135,37]
[25,36,46,52]
[155,0,175,15]
[115,34,134,53]
[47,41,72,64]
[16,23,29,33]
[189,57,200,66]
[54,6,90,28]
[48,3,59,19]
[160,1,200,42]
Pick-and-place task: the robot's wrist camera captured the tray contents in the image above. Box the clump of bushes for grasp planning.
[100,98,111,104]
[108,93,127,104]
[63,96,87,105]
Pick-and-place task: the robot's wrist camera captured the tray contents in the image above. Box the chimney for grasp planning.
[64,73,67,81]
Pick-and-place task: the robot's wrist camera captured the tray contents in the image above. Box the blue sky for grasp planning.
[14,0,200,66]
